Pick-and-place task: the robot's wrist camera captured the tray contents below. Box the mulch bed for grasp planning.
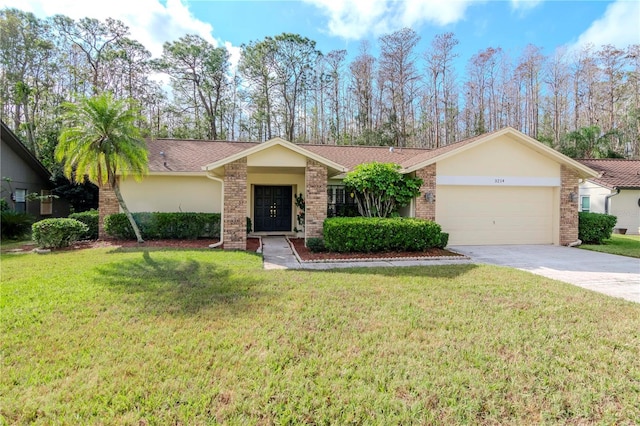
[288,238,464,262]
[4,238,261,253]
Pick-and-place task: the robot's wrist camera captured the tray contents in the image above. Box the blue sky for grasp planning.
[1,0,638,69]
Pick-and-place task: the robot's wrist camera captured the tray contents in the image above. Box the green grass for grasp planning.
[580,234,640,258]
[2,248,639,424]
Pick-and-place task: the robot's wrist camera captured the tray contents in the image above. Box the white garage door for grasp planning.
[436,186,554,245]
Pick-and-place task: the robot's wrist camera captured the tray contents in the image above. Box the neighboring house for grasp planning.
[104,127,598,248]
[0,121,68,219]
[577,159,640,235]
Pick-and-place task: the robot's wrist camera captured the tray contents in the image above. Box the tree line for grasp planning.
[2,7,639,170]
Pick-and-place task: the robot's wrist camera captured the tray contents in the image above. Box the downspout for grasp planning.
[206,173,225,248]
[604,188,620,215]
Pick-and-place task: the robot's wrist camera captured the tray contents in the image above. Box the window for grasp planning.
[40,189,53,215]
[327,185,358,217]
[13,188,27,213]
[580,196,590,212]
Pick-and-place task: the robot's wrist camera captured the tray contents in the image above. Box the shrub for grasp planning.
[69,209,99,240]
[323,217,448,253]
[32,218,88,249]
[579,212,617,244]
[306,237,326,252]
[247,217,252,234]
[104,212,221,240]
[1,210,35,240]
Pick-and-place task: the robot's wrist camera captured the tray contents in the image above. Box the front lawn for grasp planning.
[580,234,640,258]
[2,248,639,424]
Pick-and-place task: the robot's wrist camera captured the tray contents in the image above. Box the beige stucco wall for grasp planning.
[437,135,560,178]
[120,174,221,213]
[248,145,308,167]
[611,189,640,235]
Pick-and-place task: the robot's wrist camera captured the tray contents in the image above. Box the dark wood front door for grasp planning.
[253,186,293,232]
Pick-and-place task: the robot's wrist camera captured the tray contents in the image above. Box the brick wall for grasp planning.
[415,164,436,221]
[560,165,579,245]
[305,159,327,243]
[223,158,247,250]
[98,183,119,239]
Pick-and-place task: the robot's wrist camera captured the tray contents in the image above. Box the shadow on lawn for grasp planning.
[309,263,478,279]
[95,250,273,316]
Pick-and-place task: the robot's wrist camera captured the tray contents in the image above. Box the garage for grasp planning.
[436,185,557,245]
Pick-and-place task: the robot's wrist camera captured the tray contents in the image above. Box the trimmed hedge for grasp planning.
[579,212,617,244]
[69,210,99,240]
[104,212,222,240]
[32,218,88,249]
[323,217,449,253]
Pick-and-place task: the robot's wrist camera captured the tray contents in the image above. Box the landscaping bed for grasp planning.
[288,238,464,262]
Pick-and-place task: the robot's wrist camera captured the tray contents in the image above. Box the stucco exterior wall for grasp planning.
[120,175,221,213]
[247,145,307,167]
[578,181,611,214]
[437,135,560,178]
[610,189,640,235]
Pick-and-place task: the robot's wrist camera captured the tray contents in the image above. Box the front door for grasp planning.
[254,186,293,232]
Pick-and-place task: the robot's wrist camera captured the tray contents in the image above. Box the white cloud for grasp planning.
[0,0,237,58]
[303,0,477,39]
[510,0,543,11]
[571,0,640,50]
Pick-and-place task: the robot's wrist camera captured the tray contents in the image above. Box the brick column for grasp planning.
[560,165,579,245]
[305,159,327,244]
[415,164,436,221]
[223,158,247,250]
[98,184,120,239]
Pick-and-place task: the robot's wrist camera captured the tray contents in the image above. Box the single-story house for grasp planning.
[103,127,598,248]
[1,121,68,219]
[577,159,640,235]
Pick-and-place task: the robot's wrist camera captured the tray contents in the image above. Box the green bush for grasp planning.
[104,212,221,240]
[306,237,326,252]
[1,210,35,239]
[69,209,99,240]
[579,212,617,244]
[247,217,252,234]
[323,217,448,253]
[32,218,88,249]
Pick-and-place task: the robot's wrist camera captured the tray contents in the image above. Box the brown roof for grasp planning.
[577,159,640,189]
[148,139,259,172]
[146,132,495,174]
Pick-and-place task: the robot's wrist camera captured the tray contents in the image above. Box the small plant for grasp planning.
[293,193,305,233]
[32,218,88,249]
[246,217,252,234]
[1,210,34,240]
[306,237,326,252]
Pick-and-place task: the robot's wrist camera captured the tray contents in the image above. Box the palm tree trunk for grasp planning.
[112,183,144,243]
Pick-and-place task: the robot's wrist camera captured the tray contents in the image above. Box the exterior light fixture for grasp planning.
[569,191,578,203]
[425,191,434,203]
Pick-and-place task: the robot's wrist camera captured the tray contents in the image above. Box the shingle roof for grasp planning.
[146,132,494,174]
[577,159,640,189]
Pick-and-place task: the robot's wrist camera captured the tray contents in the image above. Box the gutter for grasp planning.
[206,174,224,248]
[604,188,620,214]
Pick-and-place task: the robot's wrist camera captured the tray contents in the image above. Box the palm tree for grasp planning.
[56,92,148,243]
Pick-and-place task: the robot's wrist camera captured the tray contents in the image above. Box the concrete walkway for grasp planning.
[451,245,640,303]
[261,237,639,304]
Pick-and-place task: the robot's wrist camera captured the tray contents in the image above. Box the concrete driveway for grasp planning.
[450,245,640,303]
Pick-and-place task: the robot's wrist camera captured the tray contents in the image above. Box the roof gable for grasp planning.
[202,137,348,176]
[1,121,51,182]
[404,127,599,179]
